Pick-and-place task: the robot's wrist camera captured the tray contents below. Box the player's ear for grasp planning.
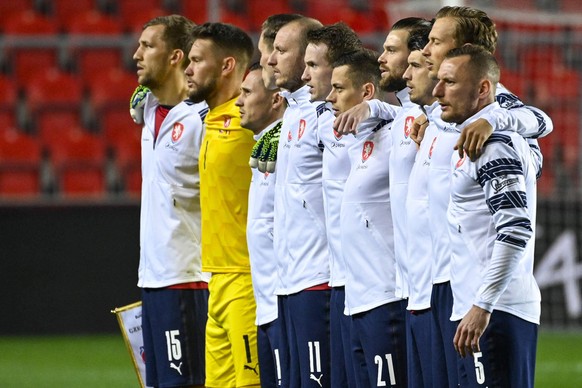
[362,82,375,101]
[479,79,493,99]
[272,92,285,110]
[222,57,236,75]
[170,49,184,66]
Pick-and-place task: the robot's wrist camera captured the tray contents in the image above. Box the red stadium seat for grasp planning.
[181,1,250,30]
[117,0,162,18]
[11,49,60,86]
[0,76,18,128]
[342,8,381,34]
[101,109,140,142]
[3,10,60,84]
[52,0,96,31]
[220,7,251,31]
[121,7,167,34]
[522,47,579,112]
[0,128,42,196]
[102,109,142,195]
[547,107,580,169]
[247,0,293,32]
[117,0,163,32]
[23,68,83,128]
[74,47,125,79]
[47,127,107,196]
[0,1,34,27]
[37,112,82,147]
[63,9,122,35]
[561,0,582,12]
[181,0,209,25]
[305,0,349,25]
[3,10,57,35]
[64,9,125,78]
[0,112,16,131]
[0,76,17,108]
[86,68,137,115]
[499,65,526,99]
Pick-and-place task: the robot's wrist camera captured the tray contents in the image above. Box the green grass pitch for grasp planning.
[0,331,580,387]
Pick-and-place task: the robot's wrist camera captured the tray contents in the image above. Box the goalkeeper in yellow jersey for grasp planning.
[184,23,259,388]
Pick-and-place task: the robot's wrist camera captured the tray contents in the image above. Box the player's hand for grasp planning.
[333,101,370,135]
[453,305,491,357]
[129,85,150,125]
[454,118,493,161]
[410,114,428,147]
[249,123,281,173]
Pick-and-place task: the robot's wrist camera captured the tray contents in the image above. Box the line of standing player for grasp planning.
[132,5,553,387]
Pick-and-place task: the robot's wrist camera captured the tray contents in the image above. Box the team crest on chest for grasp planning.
[223,115,231,128]
[404,116,414,138]
[298,119,306,140]
[429,137,437,159]
[455,154,466,169]
[362,141,374,162]
[287,130,292,142]
[171,122,184,143]
[333,128,343,141]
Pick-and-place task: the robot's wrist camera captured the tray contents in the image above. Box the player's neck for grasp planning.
[206,77,243,110]
[152,73,188,106]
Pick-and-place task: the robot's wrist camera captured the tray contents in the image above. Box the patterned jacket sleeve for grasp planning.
[479,90,553,139]
[473,133,534,312]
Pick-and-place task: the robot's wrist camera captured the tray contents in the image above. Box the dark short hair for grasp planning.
[391,17,433,52]
[247,62,262,72]
[332,48,381,88]
[261,13,304,48]
[191,22,255,70]
[391,17,432,33]
[445,45,500,84]
[306,22,363,64]
[435,6,497,54]
[143,15,196,68]
[407,20,432,51]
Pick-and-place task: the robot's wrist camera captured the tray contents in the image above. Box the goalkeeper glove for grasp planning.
[249,121,282,173]
[129,85,150,124]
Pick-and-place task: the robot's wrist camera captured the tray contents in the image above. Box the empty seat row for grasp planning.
[0,67,137,131]
[0,125,141,197]
[0,0,391,35]
[0,1,165,34]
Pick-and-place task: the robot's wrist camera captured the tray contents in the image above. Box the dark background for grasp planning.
[0,201,141,334]
[0,197,580,334]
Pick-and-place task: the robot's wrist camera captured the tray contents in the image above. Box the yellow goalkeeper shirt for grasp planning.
[200,97,255,273]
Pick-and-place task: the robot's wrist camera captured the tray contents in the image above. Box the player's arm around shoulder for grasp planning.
[493,89,553,138]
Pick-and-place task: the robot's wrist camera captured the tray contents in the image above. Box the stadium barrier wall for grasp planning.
[0,201,141,335]
[0,198,580,334]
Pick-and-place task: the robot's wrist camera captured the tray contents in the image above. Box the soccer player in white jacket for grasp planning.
[421,7,552,386]
[333,19,432,303]
[338,8,552,386]
[302,23,363,388]
[132,15,208,388]
[401,31,439,387]
[327,49,407,387]
[377,18,432,301]
[236,64,286,388]
[268,17,335,388]
[435,45,540,388]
